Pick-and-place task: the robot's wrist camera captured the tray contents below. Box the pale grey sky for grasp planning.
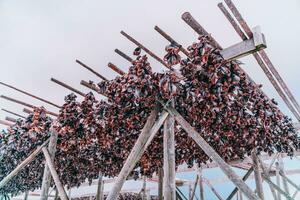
[0,0,300,128]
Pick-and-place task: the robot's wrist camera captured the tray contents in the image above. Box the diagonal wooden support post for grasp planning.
[163,100,176,200]
[203,178,224,200]
[0,139,49,188]
[251,151,264,200]
[106,108,169,200]
[165,106,260,200]
[226,166,254,200]
[40,129,58,200]
[42,147,69,200]
[189,174,199,200]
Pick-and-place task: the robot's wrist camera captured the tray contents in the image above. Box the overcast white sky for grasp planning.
[1,0,300,198]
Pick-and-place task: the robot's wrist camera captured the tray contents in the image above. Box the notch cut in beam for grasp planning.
[0,95,58,117]
[76,60,108,81]
[220,26,266,60]
[51,78,85,97]
[1,108,26,119]
[0,82,61,109]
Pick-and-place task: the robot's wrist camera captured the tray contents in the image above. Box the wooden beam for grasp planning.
[165,106,259,200]
[278,155,290,196]
[0,95,58,117]
[203,178,224,200]
[223,0,300,117]
[218,1,300,121]
[251,151,264,200]
[106,108,168,200]
[80,80,107,98]
[5,116,16,123]
[226,167,254,200]
[23,108,33,114]
[51,78,85,97]
[189,175,199,200]
[158,168,163,200]
[275,162,282,200]
[40,129,58,200]
[258,158,279,200]
[76,60,108,81]
[120,31,170,68]
[108,62,125,75]
[198,169,204,200]
[154,26,190,57]
[96,173,103,200]
[42,147,69,200]
[163,101,176,200]
[0,81,61,109]
[1,108,26,119]
[220,26,266,60]
[0,139,49,188]
[0,119,13,127]
[115,49,133,63]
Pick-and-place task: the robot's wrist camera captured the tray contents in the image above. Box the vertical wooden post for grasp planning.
[204,179,224,200]
[165,106,259,200]
[251,151,264,200]
[163,100,176,200]
[54,188,58,200]
[239,191,243,200]
[106,109,168,200]
[278,154,290,195]
[142,176,147,200]
[190,175,199,200]
[24,191,29,200]
[158,168,163,200]
[40,129,58,200]
[199,169,204,200]
[275,162,282,200]
[96,172,103,200]
[42,147,69,200]
[68,188,71,199]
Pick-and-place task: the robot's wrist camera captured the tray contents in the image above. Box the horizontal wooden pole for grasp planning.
[0,81,61,109]
[0,120,13,127]
[51,78,85,97]
[108,62,125,75]
[1,95,58,117]
[0,139,49,188]
[154,25,190,57]
[120,30,169,68]
[80,80,107,98]
[5,116,16,123]
[23,108,33,114]
[1,108,26,119]
[115,49,133,63]
[76,60,107,81]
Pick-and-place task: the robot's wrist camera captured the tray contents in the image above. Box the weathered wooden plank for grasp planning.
[158,168,163,200]
[165,106,259,200]
[96,172,103,200]
[0,139,49,188]
[226,167,254,200]
[40,129,58,200]
[251,151,264,200]
[42,147,69,200]
[220,27,266,60]
[106,108,168,200]
[163,100,176,200]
